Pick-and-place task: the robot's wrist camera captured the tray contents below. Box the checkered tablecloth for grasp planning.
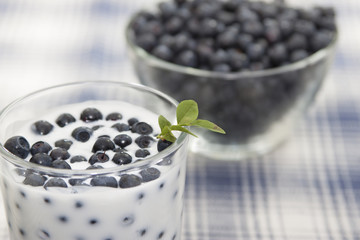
[0,0,360,239]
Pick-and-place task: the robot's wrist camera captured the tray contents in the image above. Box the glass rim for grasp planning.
[0,80,189,177]
[125,12,338,80]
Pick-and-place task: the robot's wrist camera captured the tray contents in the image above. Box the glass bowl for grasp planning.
[125,5,337,160]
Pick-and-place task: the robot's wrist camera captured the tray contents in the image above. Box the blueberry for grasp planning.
[56,113,76,127]
[119,174,142,188]
[237,33,253,51]
[209,49,228,67]
[268,43,288,66]
[135,136,155,148]
[70,155,87,163]
[264,25,282,44]
[90,176,118,188]
[131,122,153,135]
[128,118,139,126]
[92,125,104,131]
[175,50,198,68]
[242,20,264,38]
[135,33,157,52]
[72,127,93,142]
[236,7,259,22]
[30,153,53,167]
[44,178,67,188]
[50,148,70,160]
[92,137,115,153]
[69,178,86,186]
[246,43,265,62]
[310,30,334,52]
[4,136,30,159]
[32,120,54,135]
[228,50,249,71]
[112,152,132,165]
[54,139,73,150]
[216,30,238,48]
[294,20,316,37]
[157,139,172,152]
[158,1,177,19]
[106,112,123,121]
[30,141,52,156]
[165,16,183,34]
[140,168,161,182]
[286,33,308,51]
[213,63,231,72]
[86,165,104,170]
[80,108,103,122]
[151,44,173,61]
[112,123,130,132]
[113,134,132,148]
[89,152,109,165]
[290,49,309,62]
[23,173,46,186]
[135,149,150,158]
[51,159,71,169]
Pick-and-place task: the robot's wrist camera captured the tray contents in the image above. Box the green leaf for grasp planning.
[158,115,171,130]
[191,119,226,134]
[176,100,198,125]
[157,126,177,142]
[170,125,198,138]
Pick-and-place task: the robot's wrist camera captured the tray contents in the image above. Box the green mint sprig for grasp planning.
[157,100,226,142]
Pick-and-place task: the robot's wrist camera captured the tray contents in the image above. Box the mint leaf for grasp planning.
[176,100,198,125]
[191,119,226,134]
[170,125,198,138]
[158,115,171,130]
[157,99,225,143]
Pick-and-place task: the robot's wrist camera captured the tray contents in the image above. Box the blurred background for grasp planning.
[1,0,360,239]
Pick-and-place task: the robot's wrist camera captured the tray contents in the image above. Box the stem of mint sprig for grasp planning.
[156,100,226,143]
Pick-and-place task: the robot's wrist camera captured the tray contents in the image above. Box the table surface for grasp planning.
[0,0,360,239]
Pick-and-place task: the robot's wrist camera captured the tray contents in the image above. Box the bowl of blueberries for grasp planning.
[126,0,338,159]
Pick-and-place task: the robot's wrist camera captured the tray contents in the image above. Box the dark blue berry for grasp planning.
[135,149,150,158]
[112,152,132,165]
[286,33,308,51]
[70,155,87,163]
[165,16,183,34]
[32,120,54,135]
[30,153,53,167]
[237,34,253,51]
[213,63,231,72]
[50,148,70,160]
[44,178,67,188]
[216,30,238,48]
[92,125,104,131]
[151,44,173,61]
[80,108,103,122]
[128,118,139,126]
[51,159,71,169]
[86,165,104,170]
[54,139,73,150]
[72,127,93,142]
[310,30,334,52]
[23,173,46,186]
[90,176,118,188]
[112,123,130,132]
[119,174,142,188]
[135,135,155,148]
[92,137,115,152]
[290,49,309,62]
[268,43,288,66]
[4,136,30,159]
[236,7,259,22]
[131,122,153,135]
[140,168,161,182]
[89,152,110,165]
[175,50,198,68]
[242,20,264,38]
[294,20,316,37]
[157,139,172,152]
[56,113,76,127]
[246,43,265,62]
[106,112,123,121]
[69,178,86,186]
[135,33,157,52]
[113,134,132,148]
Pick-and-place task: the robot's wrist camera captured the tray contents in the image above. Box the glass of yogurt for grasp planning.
[0,81,189,240]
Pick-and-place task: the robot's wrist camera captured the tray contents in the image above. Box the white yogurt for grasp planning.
[0,100,187,240]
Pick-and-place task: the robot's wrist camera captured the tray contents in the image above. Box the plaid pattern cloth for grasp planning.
[0,0,360,239]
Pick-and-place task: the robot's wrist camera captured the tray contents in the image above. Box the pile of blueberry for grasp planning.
[130,0,336,72]
[4,108,171,188]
